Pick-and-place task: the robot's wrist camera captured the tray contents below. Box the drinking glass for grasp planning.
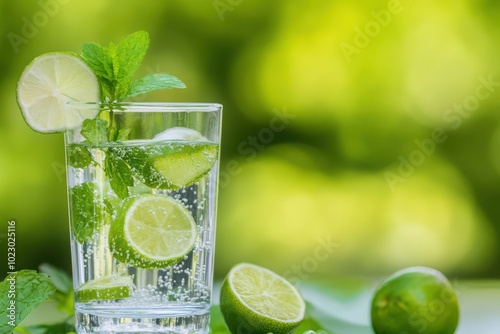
[64,102,222,334]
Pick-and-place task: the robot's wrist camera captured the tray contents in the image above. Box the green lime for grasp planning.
[371,266,459,334]
[76,275,133,302]
[116,140,219,190]
[16,52,99,133]
[220,263,305,334]
[109,194,197,269]
[152,141,218,188]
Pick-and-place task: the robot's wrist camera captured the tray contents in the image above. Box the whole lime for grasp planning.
[371,266,459,334]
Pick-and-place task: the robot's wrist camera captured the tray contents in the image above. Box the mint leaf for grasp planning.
[115,31,149,80]
[105,149,134,199]
[39,264,72,294]
[67,144,94,169]
[80,31,184,104]
[117,128,131,141]
[209,306,229,334]
[69,182,106,243]
[81,42,114,81]
[81,119,107,144]
[0,270,57,334]
[19,322,75,334]
[125,74,186,99]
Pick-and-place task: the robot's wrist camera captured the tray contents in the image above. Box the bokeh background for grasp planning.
[1,0,500,281]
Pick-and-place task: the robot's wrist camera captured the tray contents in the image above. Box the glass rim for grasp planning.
[66,101,222,112]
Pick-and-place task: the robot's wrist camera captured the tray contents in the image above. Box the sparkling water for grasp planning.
[66,138,219,334]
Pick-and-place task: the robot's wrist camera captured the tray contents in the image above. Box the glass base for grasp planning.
[75,303,210,334]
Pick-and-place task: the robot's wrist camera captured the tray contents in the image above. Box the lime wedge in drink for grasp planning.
[109,194,197,269]
[152,141,218,188]
[16,52,99,133]
[117,141,219,190]
[220,263,306,334]
[76,275,133,302]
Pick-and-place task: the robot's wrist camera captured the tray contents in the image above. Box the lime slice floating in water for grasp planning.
[152,141,218,188]
[117,141,219,190]
[16,52,99,133]
[76,275,133,302]
[220,263,306,334]
[109,194,197,269]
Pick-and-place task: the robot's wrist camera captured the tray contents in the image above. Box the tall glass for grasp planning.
[64,103,222,334]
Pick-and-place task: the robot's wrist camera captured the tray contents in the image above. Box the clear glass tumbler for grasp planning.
[64,102,222,334]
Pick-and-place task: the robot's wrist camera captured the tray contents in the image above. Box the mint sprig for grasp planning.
[81,30,185,104]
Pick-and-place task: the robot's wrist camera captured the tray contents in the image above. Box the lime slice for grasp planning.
[116,141,219,190]
[109,194,197,269]
[76,275,133,302]
[16,52,99,133]
[152,141,219,188]
[220,263,305,334]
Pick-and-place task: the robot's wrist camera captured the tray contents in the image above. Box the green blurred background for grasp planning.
[1,0,500,281]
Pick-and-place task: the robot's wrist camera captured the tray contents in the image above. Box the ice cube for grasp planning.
[153,127,208,141]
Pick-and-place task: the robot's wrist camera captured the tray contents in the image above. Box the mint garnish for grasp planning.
[0,270,57,333]
[67,144,93,169]
[105,150,134,199]
[80,118,108,144]
[67,30,188,226]
[125,73,186,99]
[81,30,185,104]
[70,182,107,243]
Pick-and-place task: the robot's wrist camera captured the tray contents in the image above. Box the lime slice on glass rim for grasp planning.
[76,275,133,302]
[220,263,306,334]
[16,52,99,133]
[109,194,197,269]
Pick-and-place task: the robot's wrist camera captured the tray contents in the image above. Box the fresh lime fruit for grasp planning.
[371,266,460,334]
[220,263,305,334]
[16,52,99,133]
[109,194,197,269]
[116,140,218,189]
[152,141,218,188]
[76,275,133,302]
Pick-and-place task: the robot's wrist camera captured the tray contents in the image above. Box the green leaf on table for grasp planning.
[105,150,134,199]
[67,144,94,169]
[125,74,186,99]
[80,119,108,144]
[69,182,106,243]
[209,305,229,334]
[294,312,330,334]
[304,301,372,334]
[18,321,75,334]
[39,264,72,294]
[0,270,56,334]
